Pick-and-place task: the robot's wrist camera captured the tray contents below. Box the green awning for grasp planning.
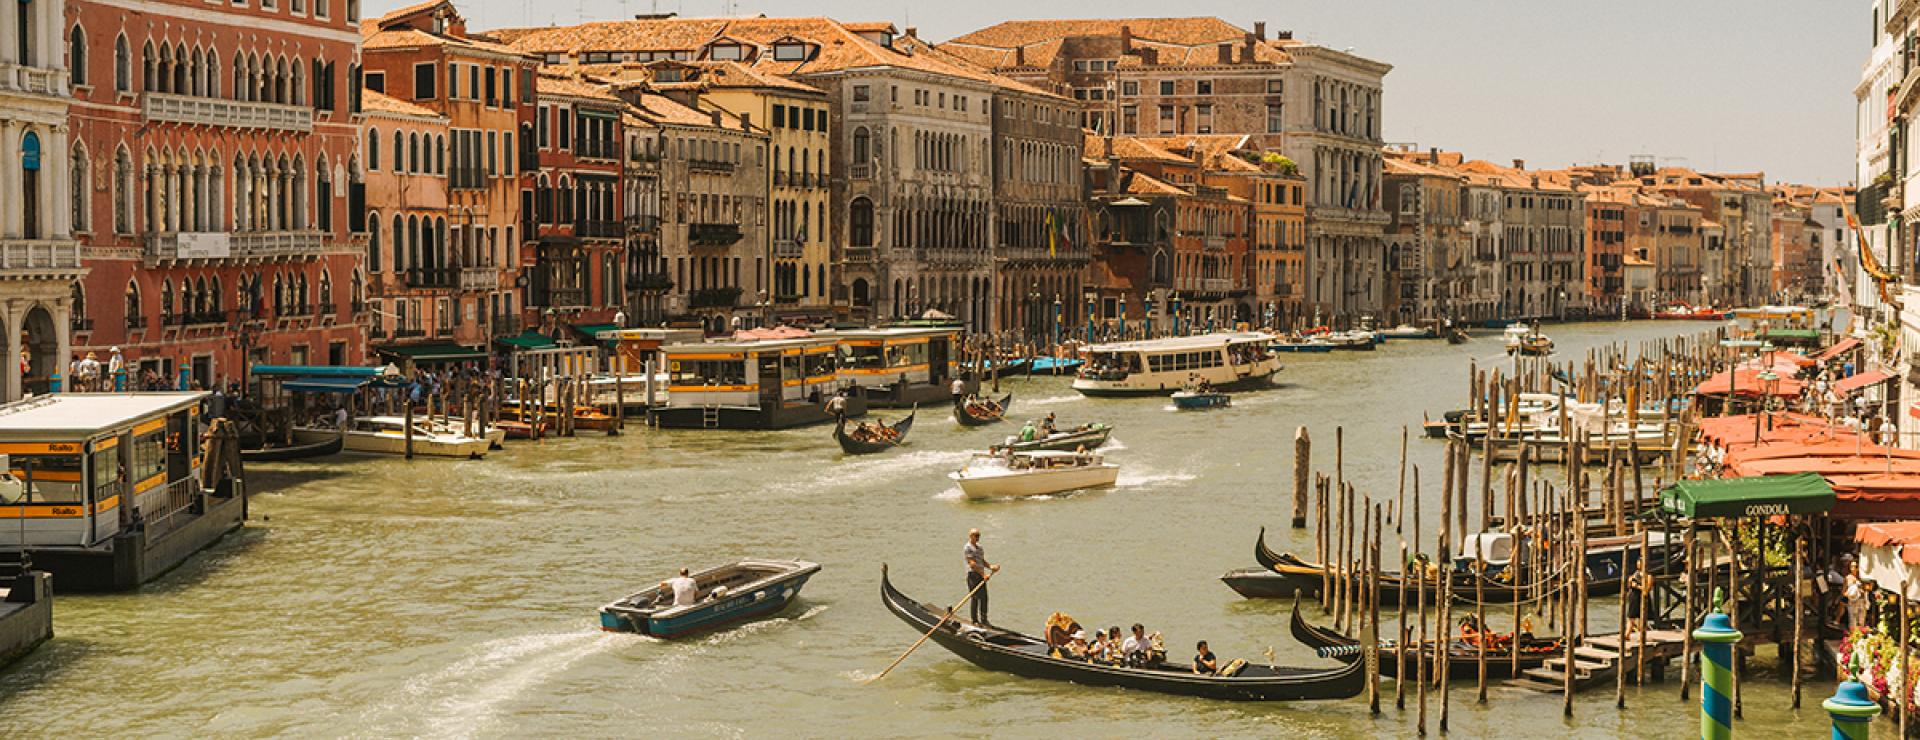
[571,323,620,345]
[377,343,489,362]
[1761,328,1820,343]
[283,376,372,393]
[1658,473,1835,519]
[494,330,557,350]
[251,364,382,378]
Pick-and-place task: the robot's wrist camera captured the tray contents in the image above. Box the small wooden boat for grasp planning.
[1270,339,1335,353]
[1445,328,1470,345]
[495,418,548,439]
[600,559,821,638]
[950,450,1118,500]
[1172,390,1231,409]
[240,432,343,462]
[1504,325,1554,356]
[983,358,1031,376]
[500,400,617,431]
[1287,599,1559,679]
[835,408,916,455]
[880,565,1365,701]
[954,392,1013,426]
[302,416,489,459]
[994,423,1113,453]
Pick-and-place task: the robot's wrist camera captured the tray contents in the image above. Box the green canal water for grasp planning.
[0,321,1837,737]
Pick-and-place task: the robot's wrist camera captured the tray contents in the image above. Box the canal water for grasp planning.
[0,321,1835,737]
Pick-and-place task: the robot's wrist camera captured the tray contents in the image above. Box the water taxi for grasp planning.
[951,450,1119,499]
[1172,390,1232,409]
[1072,332,1281,397]
[300,416,489,458]
[818,327,968,408]
[599,559,821,638]
[656,336,861,429]
[0,393,247,591]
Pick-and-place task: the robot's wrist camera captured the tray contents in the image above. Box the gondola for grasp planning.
[880,565,1364,702]
[954,392,1013,427]
[239,432,343,462]
[834,408,916,455]
[1285,599,1559,680]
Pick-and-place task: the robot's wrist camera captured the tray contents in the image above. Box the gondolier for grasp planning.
[965,529,998,624]
[825,390,848,420]
[951,376,967,404]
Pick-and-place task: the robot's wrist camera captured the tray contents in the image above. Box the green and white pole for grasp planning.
[1823,681,1880,740]
[1693,611,1742,740]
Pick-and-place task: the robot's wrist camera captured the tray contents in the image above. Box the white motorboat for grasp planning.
[298,415,489,458]
[949,450,1119,500]
[424,416,507,447]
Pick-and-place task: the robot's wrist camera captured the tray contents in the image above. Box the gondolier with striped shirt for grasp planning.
[965,528,999,625]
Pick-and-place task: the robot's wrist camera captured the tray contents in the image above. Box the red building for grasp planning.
[68,0,369,385]
[524,69,625,341]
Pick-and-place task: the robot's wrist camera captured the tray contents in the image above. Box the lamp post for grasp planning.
[1051,294,1062,351]
[1756,369,1779,440]
[1085,293,1097,343]
[1171,293,1184,336]
[1144,294,1156,338]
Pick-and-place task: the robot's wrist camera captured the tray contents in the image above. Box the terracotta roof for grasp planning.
[362,89,445,119]
[536,70,622,103]
[1384,157,1456,179]
[892,34,1064,98]
[625,90,753,132]
[375,0,449,28]
[363,26,531,58]
[1084,134,1193,165]
[948,17,1247,47]
[1125,169,1187,196]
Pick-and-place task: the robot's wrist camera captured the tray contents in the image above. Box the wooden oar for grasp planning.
[866,571,997,684]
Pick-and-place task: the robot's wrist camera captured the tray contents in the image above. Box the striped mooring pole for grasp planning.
[1823,681,1880,739]
[1693,611,1742,740]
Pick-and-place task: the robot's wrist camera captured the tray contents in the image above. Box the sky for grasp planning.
[381,0,1865,185]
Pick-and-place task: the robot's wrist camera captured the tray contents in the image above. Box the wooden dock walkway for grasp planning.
[1506,629,1687,692]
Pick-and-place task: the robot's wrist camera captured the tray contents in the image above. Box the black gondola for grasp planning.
[239,432,343,462]
[1286,599,1558,679]
[834,408,917,455]
[953,392,1013,427]
[880,565,1363,702]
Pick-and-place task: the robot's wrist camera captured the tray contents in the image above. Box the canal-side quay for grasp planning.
[0,320,1856,736]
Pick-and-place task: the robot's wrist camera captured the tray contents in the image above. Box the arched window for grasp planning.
[69,146,89,233]
[408,131,419,173]
[849,197,873,247]
[366,214,382,272]
[160,279,173,320]
[392,214,405,272]
[435,134,445,175]
[69,26,87,86]
[319,271,332,311]
[209,276,222,312]
[112,147,131,234]
[392,130,403,173]
[19,132,41,240]
[367,127,379,171]
[123,280,141,329]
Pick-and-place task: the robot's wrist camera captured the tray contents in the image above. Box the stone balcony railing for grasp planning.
[849,162,871,180]
[1201,278,1233,293]
[0,239,83,277]
[0,62,64,97]
[145,230,326,262]
[1204,235,1227,251]
[773,239,802,258]
[142,92,314,133]
[458,267,496,291]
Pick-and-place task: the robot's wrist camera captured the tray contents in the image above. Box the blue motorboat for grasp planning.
[1026,356,1084,375]
[1171,390,1232,409]
[1270,340,1334,353]
[600,559,822,638]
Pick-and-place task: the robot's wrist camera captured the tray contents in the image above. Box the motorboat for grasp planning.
[599,559,821,638]
[1504,325,1553,356]
[297,416,489,459]
[1172,390,1231,409]
[240,432,342,462]
[1380,324,1438,340]
[993,422,1113,453]
[950,450,1119,499]
[1324,331,1377,351]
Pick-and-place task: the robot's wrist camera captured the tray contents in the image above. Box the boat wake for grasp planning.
[1115,469,1197,489]
[381,630,624,739]
[701,604,828,646]
[1021,394,1085,408]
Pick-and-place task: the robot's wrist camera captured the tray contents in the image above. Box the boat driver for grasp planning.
[667,567,698,606]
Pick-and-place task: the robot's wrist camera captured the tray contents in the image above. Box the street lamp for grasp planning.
[1144,293,1156,338]
[1756,369,1780,439]
[1171,293,1185,336]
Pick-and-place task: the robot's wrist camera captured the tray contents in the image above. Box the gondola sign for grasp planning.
[1742,503,1790,516]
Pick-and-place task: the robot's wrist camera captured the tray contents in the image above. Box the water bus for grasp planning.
[1072,332,1281,397]
[656,336,861,429]
[818,327,968,408]
[0,393,246,591]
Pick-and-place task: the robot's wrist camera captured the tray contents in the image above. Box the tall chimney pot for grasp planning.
[1015,46,1026,66]
[1254,21,1266,40]
[1513,158,1526,170]
[1120,25,1133,52]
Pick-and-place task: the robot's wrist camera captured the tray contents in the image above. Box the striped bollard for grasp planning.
[1693,611,1742,740]
[1823,681,1880,740]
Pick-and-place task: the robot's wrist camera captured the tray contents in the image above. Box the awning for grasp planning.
[1835,369,1896,395]
[1658,473,1835,518]
[494,330,557,350]
[570,323,620,345]
[251,364,382,379]
[378,343,489,362]
[1691,368,1806,397]
[283,376,372,394]
[1814,337,1863,362]
[1855,522,1920,598]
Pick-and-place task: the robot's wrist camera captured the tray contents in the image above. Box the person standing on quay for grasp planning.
[965,528,999,625]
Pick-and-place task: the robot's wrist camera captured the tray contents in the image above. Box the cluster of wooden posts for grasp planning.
[383,353,636,458]
[1283,327,1820,733]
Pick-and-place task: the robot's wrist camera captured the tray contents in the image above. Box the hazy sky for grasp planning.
[393,0,1863,185]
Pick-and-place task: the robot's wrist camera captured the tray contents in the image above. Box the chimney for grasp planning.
[906,26,918,38]
[739,111,750,130]
[1107,156,1121,196]
[1512,158,1525,170]
[1015,46,1026,67]
[1254,21,1266,40]
[710,109,722,127]
[1120,25,1133,52]
[1217,43,1232,64]
[1243,33,1255,63]
[1277,30,1293,40]
[1429,147,1438,164]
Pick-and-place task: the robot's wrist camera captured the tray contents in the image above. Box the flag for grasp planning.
[1047,210,1057,257]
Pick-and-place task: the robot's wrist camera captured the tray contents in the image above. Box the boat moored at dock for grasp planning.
[599,559,821,638]
[1073,332,1281,396]
[819,327,967,409]
[299,416,490,459]
[655,336,862,429]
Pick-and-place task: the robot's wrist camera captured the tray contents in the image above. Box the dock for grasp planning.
[1507,629,1687,692]
[0,561,52,669]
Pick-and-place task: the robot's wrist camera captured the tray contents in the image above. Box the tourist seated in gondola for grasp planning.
[1192,640,1218,675]
[1065,630,1091,661]
[1122,624,1154,667]
[1087,630,1112,663]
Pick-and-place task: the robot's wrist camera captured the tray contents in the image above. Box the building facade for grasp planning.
[359,90,467,351]
[527,70,626,339]
[70,0,367,388]
[0,0,84,398]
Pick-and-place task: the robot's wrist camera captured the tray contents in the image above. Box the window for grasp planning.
[1159,80,1174,95]
[365,70,384,93]
[367,127,379,170]
[773,104,785,128]
[852,84,869,102]
[802,108,814,130]
[1158,105,1174,134]
[345,0,356,20]
[1267,79,1283,95]
[468,65,479,101]
[113,34,129,92]
[484,67,497,105]
[537,106,549,147]
[68,26,86,86]
[315,0,327,18]
[1197,80,1213,95]
[448,62,461,99]
[709,44,742,61]
[773,43,807,61]
[1266,104,1282,133]
[413,63,436,99]
[113,148,130,233]
[69,148,88,232]
[558,108,571,149]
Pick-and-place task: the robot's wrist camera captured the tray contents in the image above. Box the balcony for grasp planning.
[459,267,496,291]
[773,239,803,258]
[575,140,618,160]
[145,231,326,263]
[688,158,736,175]
[625,214,661,233]
[70,317,93,333]
[1273,282,1296,298]
[392,327,427,339]
[575,220,623,239]
[1203,235,1227,251]
[0,239,83,278]
[916,247,991,267]
[491,315,523,337]
[142,92,313,133]
[690,286,743,309]
[1201,278,1233,293]
[849,162,871,180]
[631,273,673,292]
[688,223,744,247]
[125,315,147,331]
[0,62,64,97]
[845,247,876,264]
[405,268,455,289]
[163,311,230,327]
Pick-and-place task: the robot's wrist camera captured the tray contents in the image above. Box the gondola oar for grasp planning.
[864,569,998,684]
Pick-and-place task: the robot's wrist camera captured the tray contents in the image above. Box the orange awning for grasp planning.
[1835,369,1896,395]
[1856,521,1920,564]
[1815,337,1863,362]
[1692,368,1805,397]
